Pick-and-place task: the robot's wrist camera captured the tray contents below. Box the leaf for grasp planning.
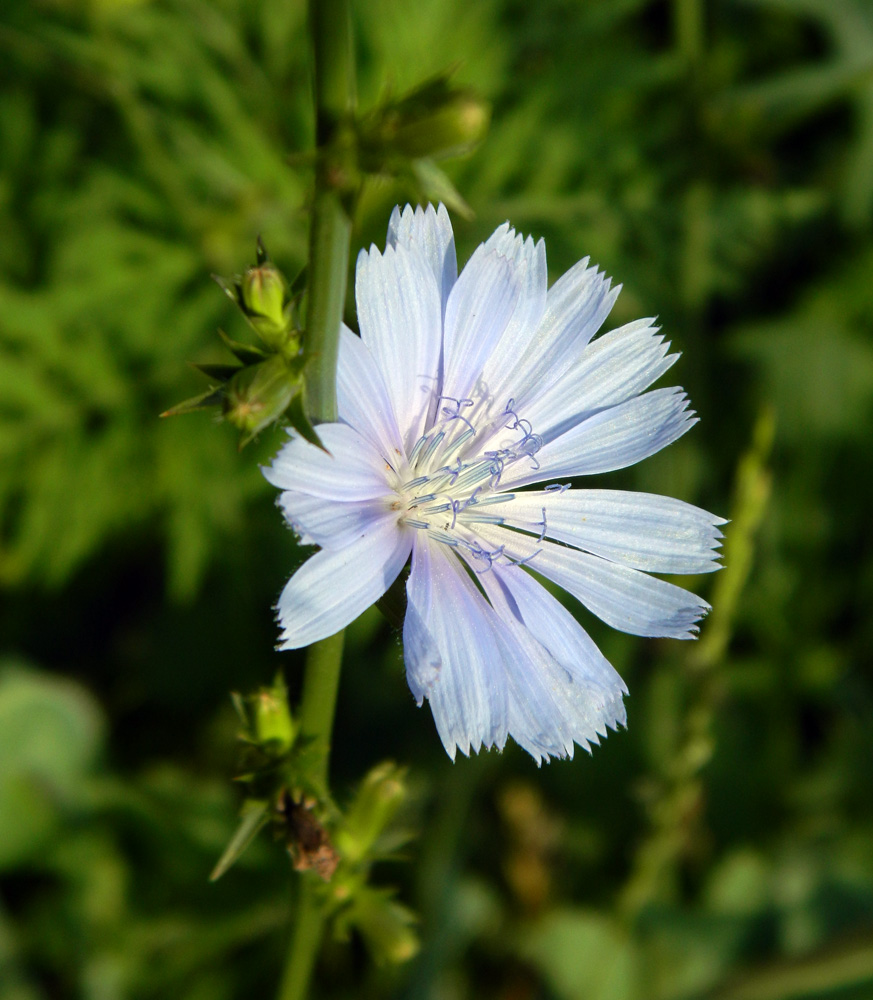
[209,799,271,882]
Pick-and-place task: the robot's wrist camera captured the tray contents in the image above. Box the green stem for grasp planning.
[305,194,352,422]
[303,0,355,424]
[276,5,355,999]
[277,877,326,1000]
[299,630,346,795]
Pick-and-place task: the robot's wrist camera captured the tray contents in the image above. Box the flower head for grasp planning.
[265,205,724,763]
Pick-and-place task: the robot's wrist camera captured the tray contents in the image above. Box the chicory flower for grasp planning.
[265,205,723,763]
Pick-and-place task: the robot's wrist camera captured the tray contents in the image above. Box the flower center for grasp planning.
[387,385,544,559]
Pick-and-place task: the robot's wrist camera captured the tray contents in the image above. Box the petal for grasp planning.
[276,517,412,648]
[386,203,457,318]
[475,563,628,762]
[441,239,524,402]
[502,388,697,488]
[263,423,392,501]
[480,236,548,402]
[485,489,725,574]
[404,538,508,758]
[473,525,710,639]
[337,324,404,459]
[511,259,620,408]
[524,319,679,443]
[277,491,391,550]
[356,242,443,449]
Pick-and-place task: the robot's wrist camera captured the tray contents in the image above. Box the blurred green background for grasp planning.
[2,0,872,997]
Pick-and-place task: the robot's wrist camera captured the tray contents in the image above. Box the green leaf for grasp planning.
[209,799,271,882]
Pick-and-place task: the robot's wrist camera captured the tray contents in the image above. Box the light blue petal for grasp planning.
[356,241,443,450]
[404,539,508,759]
[524,319,679,443]
[480,236,548,402]
[502,387,697,488]
[475,563,628,762]
[486,489,725,574]
[474,524,710,639]
[511,258,620,409]
[276,518,411,648]
[402,598,441,705]
[337,325,405,459]
[263,423,392,501]
[442,243,522,403]
[386,203,457,319]
[278,490,391,550]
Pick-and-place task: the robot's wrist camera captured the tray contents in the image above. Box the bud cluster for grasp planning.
[309,71,489,217]
[162,239,319,449]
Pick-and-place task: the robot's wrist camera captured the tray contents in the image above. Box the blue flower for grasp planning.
[265,205,724,763]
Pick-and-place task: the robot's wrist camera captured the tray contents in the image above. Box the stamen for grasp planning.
[405,519,430,530]
[437,457,464,484]
[420,502,452,515]
[470,492,515,507]
[466,540,506,573]
[408,435,429,465]
[510,548,542,567]
[420,431,445,464]
[444,426,476,456]
[545,483,571,493]
[428,529,460,547]
[438,394,474,414]
[402,475,429,490]
[536,507,548,543]
[458,513,505,525]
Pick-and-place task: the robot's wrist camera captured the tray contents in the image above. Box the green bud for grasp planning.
[345,888,419,966]
[360,76,489,165]
[223,353,302,446]
[240,263,298,353]
[336,761,407,866]
[214,241,301,356]
[252,676,296,753]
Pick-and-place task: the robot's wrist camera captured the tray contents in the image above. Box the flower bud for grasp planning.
[223,354,301,445]
[360,77,489,166]
[336,761,407,865]
[240,263,299,353]
[347,888,419,965]
[252,677,296,753]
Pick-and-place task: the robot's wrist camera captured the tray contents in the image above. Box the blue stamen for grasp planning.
[408,435,429,465]
[422,502,452,515]
[403,475,429,490]
[472,492,515,507]
[437,457,464,484]
[511,548,542,567]
[459,513,505,525]
[443,426,476,459]
[421,431,445,463]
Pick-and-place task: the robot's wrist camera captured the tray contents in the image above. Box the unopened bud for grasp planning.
[252,677,295,753]
[349,889,419,966]
[336,761,407,865]
[361,78,489,165]
[224,354,301,445]
[240,262,299,354]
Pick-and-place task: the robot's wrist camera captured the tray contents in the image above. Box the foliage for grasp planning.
[1,0,872,998]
